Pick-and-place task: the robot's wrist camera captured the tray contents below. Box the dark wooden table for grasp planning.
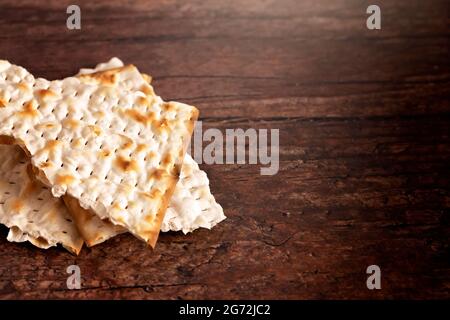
[0,0,448,299]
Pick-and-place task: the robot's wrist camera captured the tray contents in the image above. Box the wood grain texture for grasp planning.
[0,0,448,299]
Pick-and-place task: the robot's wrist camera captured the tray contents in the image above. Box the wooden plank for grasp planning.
[0,0,448,299]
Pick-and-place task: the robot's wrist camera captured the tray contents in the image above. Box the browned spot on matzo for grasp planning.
[0,97,7,108]
[150,169,168,180]
[55,174,76,185]
[123,109,156,127]
[153,118,173,134]
[36,89,59,101]
[120,137,134,150]
[98,150,111,158]
[18,100,39,118]
[37,123,56,129]
[161,154,173,167]
[79,71,117,86]
[148,188,163,200]
[16,82,30,93]
[115,155,138,172]
[88,125,102,136]
[46,140,60,149]
[135,143,148,153]
[162,102,176,112]
[141,74,152,85]
[63,118,80,129]
[38,161,52,169]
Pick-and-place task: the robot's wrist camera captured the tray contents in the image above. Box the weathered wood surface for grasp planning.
[0,0,448,299]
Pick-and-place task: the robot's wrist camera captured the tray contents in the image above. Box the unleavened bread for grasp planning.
[0,60,198,247]
[67,58,226,246]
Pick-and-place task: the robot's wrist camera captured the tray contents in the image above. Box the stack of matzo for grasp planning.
[0,58,225,254]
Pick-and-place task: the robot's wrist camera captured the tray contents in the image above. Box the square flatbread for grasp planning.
[67,58,226,246]
[0,60,198,247]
